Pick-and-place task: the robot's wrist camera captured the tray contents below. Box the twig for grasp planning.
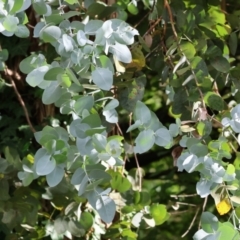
[143,18,161,38]
[229,141,237,153]
[133,11,150,28]
[152,0,156,11]
[4,67,36,133]
[224,183,235,210]
[27,24,34,29]
[122,155,128,175]
[164,0,178,38]
[116,122,124,136]
[145,44,160,59]
[129,113,142,191]
[164,0,206,108]
[176,202,197,207]
[170,210,189,215]
[181,207,200,238]
[202,196,208,212]
[134,0,159,33]
[171,193,198,199]
[198,196,208,230]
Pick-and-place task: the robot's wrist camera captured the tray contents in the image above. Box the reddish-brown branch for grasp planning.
[164,0,206,108]
[182,207,200,238]
[143,17,162,38]
[5,68,36,133]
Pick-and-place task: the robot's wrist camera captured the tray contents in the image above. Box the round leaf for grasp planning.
[150,204,169,225]
[92,67,113,91]
[204,92,225,111]
[134,129,155,154]
[210,56,230,73]
[40,26,61,43]
[155,128,173,147]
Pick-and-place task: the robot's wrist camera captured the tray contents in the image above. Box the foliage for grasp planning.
[1,0,240,239]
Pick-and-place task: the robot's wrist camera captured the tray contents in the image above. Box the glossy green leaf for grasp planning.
[196,121,212,138]
[127,3,139,15]
[150,204,169,226]
[234,152,240,170]
[229,32,238,55]
[218,222,240,240]
[66,68,81,86]
[99,55,115,73]
[210,56,230,73]
[110,171,131,192]
[226,164,235,175]
[204,92,225,111]
[57,73,72,88]
[180,42,196,59]
[79,212,94,231]
[9,0,24,13]
[119,76,146,112]
[65,0,78,4]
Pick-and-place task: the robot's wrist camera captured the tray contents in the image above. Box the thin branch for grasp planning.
[145,44,160,59]
[170,210,189,215]
[164,0,206,108]
[198,196,208,230]
[133,11,150,28]
[122,155,128,175]
[224,183,235,210]
[164,0,178,38]
[202,196,208,212]
[129,113,142,191]
[4,67,36,133]
[176,202,197,207]
[116,122,124,136]
[27,23,34,28]
[152,0,156,11]
[229,141,237,153]
[133,0,159,38]
[170,193,198,199]
[142,18,161,38]
[181,207,200,238]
